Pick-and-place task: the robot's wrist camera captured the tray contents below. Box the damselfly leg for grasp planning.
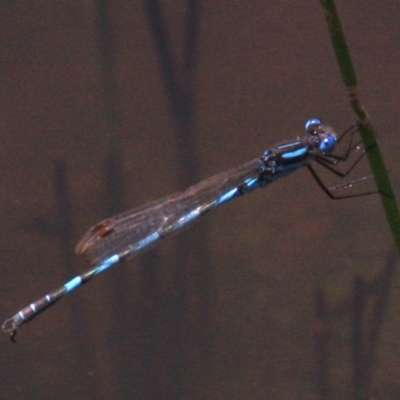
[308,125,378,199]
[315,125,365,177]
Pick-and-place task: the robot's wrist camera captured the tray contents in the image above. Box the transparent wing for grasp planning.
[76,158,263,265]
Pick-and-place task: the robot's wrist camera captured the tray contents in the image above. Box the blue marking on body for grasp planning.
[96,254,121,274]
[244,178,258,187]
[217,188,238,205]
[281,147,307,159]
[175,209,200,228]
[65,276,83,292]
[135,231,161,251]
[240,178,260,193]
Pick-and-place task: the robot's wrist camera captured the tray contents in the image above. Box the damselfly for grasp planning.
[2,119,370,340]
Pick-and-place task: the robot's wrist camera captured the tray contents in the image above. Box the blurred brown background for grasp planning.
[1,1,400,399]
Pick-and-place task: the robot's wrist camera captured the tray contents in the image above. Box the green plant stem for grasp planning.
[320,0,400,254]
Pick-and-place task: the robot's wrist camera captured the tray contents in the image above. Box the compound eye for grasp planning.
[305,118,322,135]
[319,135,336,154]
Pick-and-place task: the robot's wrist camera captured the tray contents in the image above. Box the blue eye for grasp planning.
[305,118,322,133]
[319,136,336,154]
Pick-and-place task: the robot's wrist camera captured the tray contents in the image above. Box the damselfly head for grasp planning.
[305,118,337,154]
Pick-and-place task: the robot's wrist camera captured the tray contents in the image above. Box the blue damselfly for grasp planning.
[2,119,369,340]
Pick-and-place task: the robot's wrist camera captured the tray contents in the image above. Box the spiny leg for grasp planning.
[315,149,366,178]
[306,164,379,200]
[315,135,380,178]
